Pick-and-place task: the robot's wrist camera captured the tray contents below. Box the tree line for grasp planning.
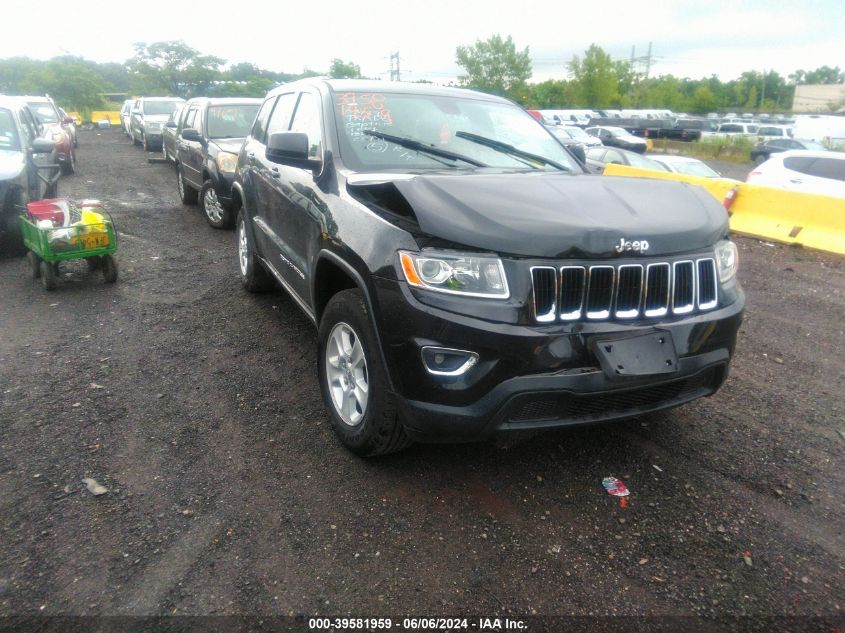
[0,38,842,115]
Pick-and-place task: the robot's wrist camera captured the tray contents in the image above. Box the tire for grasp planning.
[42,261,57,291]
[45,179,58,199]
[28,251,42,278]
[754,154,767,166]
[201,180,233,229]
[101,255,118,283]
[236,210,272,292]
[86,256,101,271]
[162,141,170,164]
[177,166,198,205]
[133,130,141,146]
[60,149,75,175]
[317,289,412,457]
[143,134,149,152]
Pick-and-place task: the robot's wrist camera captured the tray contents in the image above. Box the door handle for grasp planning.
[789,178,802,184]
[270,167,280,178]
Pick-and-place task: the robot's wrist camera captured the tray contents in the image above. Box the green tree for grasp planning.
[792,66,844,84]
[455,34,532,97]
[688,85,719,113]
[128,41,224,97]
[329,59,362,79]
[567,44,621,108]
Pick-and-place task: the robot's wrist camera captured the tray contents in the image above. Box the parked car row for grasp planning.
[0,96,66,254]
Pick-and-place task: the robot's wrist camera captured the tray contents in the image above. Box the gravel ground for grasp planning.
[0,129,843,629]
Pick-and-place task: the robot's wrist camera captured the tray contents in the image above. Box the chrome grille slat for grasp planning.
[672,261,695,315]
[644,263,670,317]
[529,257,720,323]
[559,266,586,320]
[585,266,615,320]
[615,264,643,318]
[530,266,557,322]
[697,258,718,310]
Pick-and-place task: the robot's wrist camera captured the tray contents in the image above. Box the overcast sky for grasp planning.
[3,0,843,84]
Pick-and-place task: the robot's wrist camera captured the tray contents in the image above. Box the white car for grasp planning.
[649,154,726,178]
[746,150,845,199]
[756,124,793,139]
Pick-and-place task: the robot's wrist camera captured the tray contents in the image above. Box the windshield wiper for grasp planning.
[455,131,570,171]
[363,130,487,168]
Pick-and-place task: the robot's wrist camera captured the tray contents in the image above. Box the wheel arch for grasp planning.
[314,250,395,392]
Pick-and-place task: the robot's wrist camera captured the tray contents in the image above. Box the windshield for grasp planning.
[801,141,826,150]
[207,104,260,139]
[563,126,589,139]
[333,90,579,172]
[27,103,58,124]
[627,153,669,171]
[0,109,20,151]
[143,100,182,115]
[667,160,719,177]
[604,127,632,136]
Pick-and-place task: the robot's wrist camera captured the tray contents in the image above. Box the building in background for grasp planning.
[793,84,845,113]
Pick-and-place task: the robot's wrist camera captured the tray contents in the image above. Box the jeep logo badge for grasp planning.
[615,238,649,253]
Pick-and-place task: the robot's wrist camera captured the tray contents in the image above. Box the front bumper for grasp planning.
[373,277,744,442]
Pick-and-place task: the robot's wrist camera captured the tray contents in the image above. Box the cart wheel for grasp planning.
[28,251,42,278]
[86,256,101,271]
[101,255,118,283]
[42,261,57,291]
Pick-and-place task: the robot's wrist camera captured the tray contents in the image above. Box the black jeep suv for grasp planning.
[174,97,261,228]
[233,80,744,456]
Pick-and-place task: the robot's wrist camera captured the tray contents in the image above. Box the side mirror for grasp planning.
[165,120,177,128]
[569,144,586,165]
[132,109,141,116]
[266,132,321,171]
[31,138,55,154]
[62,116,74,125]
[181,128,203,143]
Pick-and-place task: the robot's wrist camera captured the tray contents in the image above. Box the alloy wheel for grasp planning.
[204,188,224,223]
[325,322,369,427]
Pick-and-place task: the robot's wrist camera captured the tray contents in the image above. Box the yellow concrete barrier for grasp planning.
[728,184,845,255]
[90,111,122,126]
[602,164,845,255]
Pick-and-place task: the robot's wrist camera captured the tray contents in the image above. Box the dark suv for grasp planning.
[174,97,261,228]
[233,80,745,456]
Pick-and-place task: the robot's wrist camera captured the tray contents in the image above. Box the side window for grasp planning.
[603,149,623,163]
[184,108,198,130]
[266,93,298,139]
[251,97,276,142]
[289,92,323,160]
[783,156,816,174]
[19,109,37,144]
[806,158,845,182]
[769,140,787,149]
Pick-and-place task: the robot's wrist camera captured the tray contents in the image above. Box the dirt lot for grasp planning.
[1,129,843,629]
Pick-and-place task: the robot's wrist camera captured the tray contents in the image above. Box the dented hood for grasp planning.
[368,172,728,258]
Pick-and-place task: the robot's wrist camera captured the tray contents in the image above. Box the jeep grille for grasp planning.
[530,258,718,322]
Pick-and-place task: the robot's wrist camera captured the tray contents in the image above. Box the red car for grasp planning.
[23,96,76,175]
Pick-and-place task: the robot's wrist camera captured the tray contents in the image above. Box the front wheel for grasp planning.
[317,289,411,457]
[28,251,41,278]
[236,210,272,292]
[101,255,118,283]
[42,261,58,291]
[201,180,233,229]
[754,154,767,166]
[61,149,75,175]
[177,166,198,205]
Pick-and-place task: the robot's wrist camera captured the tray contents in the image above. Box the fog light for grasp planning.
[421,346,478,376]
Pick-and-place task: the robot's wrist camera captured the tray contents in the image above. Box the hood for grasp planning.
[210,138,246,153]
[353,172,727,258]
[0,149,25,181]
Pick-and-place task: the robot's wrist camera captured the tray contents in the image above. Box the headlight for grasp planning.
[715,240,738,282]
[399,250,509,298]
[216,152,238,173]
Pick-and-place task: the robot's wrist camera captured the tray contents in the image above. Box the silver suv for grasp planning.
[130,97,185,151]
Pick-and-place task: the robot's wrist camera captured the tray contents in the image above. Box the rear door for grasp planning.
[786,156,845,197]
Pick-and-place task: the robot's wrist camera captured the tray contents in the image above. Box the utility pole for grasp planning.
[644,41,653,81]
[760,68,766,111]
[389,52,401,82]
